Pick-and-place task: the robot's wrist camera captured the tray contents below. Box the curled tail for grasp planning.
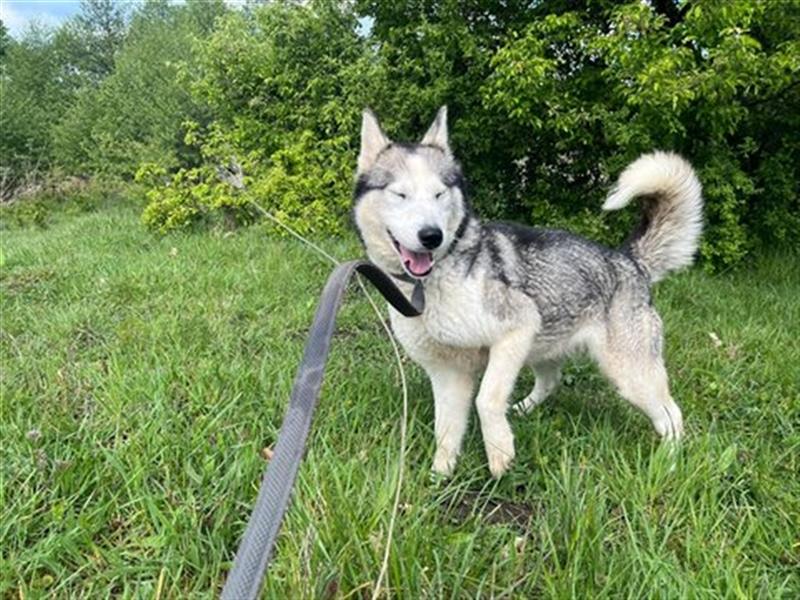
[604,151,703,283]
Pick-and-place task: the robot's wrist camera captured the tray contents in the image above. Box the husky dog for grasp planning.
[353,106,702,478]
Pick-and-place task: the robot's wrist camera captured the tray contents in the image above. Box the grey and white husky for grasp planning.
[353,106,702,478]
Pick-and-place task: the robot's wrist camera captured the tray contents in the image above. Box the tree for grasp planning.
[59,0,129,85]
[0,20,10,61]
[2,0,797,266]
[482,0,800,265]
[53,0,225,177]
[0,25,74,192]
[141,0,368,232]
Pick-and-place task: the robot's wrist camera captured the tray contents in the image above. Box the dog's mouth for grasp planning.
[388,231,434,278]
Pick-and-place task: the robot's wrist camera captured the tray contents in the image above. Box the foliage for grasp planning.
[190,0,366,155]
[52,1,222,178]
[250,132,355,235]
[0,1,136,192]
[139,131,353,235]
[0,175,127,228]
[0,25,73,193]
[482,0,800,266]
[1,0,798,268]
[137,162,255,233]
[140,1,366,235]
[56,0,129,85]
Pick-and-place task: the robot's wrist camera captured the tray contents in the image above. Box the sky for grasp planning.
[1,1,82,37]
[0,0,249,38]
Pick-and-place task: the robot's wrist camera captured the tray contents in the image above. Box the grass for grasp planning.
[2,202,799,598]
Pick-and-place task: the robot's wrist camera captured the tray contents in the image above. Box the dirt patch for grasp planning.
[441,490,538,531]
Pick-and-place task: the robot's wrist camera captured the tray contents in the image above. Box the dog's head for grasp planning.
[352,106,470,280]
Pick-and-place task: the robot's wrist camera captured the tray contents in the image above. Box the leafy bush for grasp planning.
[137,163,248,233]
[139,1,367,234]
[482,0,800,267]
[2,0,798,268]
[248,132,355,236]
[139,131,352,235]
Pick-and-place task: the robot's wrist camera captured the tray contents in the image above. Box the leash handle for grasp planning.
[221,260,420,600]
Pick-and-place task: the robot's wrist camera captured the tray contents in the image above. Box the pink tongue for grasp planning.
[398,244,432,275]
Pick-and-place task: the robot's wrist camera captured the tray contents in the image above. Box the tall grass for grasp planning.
[2,203,798,597]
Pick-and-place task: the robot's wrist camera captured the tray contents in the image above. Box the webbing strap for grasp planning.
[221,260,421,600]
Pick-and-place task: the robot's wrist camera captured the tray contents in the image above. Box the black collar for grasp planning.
[389,271,426,313]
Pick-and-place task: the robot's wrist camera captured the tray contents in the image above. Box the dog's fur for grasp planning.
[353,106,703,477]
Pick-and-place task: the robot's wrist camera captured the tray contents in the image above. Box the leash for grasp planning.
[221,260,422,600]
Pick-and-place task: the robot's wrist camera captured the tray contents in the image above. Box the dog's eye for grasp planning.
[435,190,446,199]
[391,191,407,200]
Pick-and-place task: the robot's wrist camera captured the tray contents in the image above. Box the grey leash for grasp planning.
[221,260,423,600]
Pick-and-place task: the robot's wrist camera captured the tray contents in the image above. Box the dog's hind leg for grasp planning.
[594,310,683,440]
[427,364,475,476]
[514,360,562,415]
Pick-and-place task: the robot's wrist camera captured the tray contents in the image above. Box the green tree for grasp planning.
[0,1,129,191]
[0,20,10,60]
[352,1,544,221]
[141,0,368,232]
[53,0,225,177]
[58,0,129,85]
[483,0,800,265]
[0,25,73,192]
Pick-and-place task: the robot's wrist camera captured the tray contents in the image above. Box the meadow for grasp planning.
[2,203,798,598]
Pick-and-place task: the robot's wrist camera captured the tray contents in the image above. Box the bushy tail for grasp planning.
[604,151,703,283]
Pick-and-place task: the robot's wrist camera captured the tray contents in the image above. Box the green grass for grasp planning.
[2,203,799,598]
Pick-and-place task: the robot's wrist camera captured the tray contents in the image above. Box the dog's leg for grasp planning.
[600,355,683,439]
[595,310,683,440]
[427,364,475,476]
[476,327,535,478]
[514,360,562,414]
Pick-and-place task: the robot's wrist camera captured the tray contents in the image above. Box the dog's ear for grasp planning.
[421,105,450,153]
[358,109,391,173]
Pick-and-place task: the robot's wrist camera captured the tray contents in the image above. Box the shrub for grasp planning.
[140,1,366,235]
[247,133,354,236]
[138,163,251,233]
[3,0,799,269]
[139,131,353,235]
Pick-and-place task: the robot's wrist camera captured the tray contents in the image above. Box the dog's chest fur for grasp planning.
[389,260,540,364]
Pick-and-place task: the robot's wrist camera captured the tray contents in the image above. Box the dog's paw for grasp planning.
[485,436,515,479]
[512,398,534,416]
[654,402,684,441]
[513,389,551,416]
[487,447,514,479]
[432,447,458,477]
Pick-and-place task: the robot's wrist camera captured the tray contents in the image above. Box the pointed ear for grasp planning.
[358,109,390,173]
[420,105,450,152]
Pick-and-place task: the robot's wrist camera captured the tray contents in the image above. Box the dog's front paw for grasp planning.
[432,446,458,477]
[484,434,515,479]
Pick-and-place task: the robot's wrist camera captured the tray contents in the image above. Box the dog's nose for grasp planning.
[418,226,443,250]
